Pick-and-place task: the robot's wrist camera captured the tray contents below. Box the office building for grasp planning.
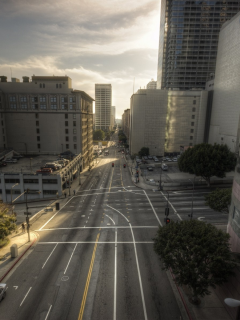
[0,75,94,169]
[208,11,240,152]
[146,80,157,90]
[157,0,240,90]
[95,84,112,131]
[122,109,130,141]
[111,106,116,129]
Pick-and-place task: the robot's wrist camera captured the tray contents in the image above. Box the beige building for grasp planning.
[129,89,208,156]
[111,106,116,129]
[146,80,157,90]
[0,75,94,169]
[122,109,130,141]
[95,84,112,131]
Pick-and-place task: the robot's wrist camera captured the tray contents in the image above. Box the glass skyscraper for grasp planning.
[157,0,240,90]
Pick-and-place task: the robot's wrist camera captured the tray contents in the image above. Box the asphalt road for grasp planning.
[1,141,183,320]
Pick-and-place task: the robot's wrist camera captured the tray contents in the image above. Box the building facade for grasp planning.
[208,11,240,152]
[157,0,240,90]
[95,84,112,131]
[122,109,130,141]
[146,80,157,90]
[0,75,94,169]
[111,106,116,129]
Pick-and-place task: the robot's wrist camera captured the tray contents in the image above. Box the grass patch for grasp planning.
[0,237,10,249]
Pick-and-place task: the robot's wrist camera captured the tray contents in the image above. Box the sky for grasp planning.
[0,0,160,118]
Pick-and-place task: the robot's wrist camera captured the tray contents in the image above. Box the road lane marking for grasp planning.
[45,305,52,320]
[38,241,154,244]
[20,287,32,306]
[114,228,117,320]
[105,214,115,225]
[160,191,182,221]
[42,243,58,269]
[37,226,158,231]
[144,190,162,226]
[64,243,77,274]
[78,233,100,320]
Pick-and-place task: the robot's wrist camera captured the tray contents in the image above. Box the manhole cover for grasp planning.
[61,276,69,281]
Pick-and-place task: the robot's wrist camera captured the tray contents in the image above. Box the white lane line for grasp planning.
[160,191,182,221]
[130,224,148,320]
[37,226,158,231]
[143,191,162,226]
[64,243,77,274]
[39,197,73,230]
[114,228,117,320]
[45,305,52,320]
[107,205,129,222]
[42,243,58,269]
[105,214,115,225]
[38,241,154,244]
[20,287,32,306]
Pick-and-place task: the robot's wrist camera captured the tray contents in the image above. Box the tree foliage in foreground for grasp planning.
[205,188,232,214]
[153,220,236,302]
[93,129,105,141]
[138,147,149,157]
[178,143,236,186]
[0,203,17,242]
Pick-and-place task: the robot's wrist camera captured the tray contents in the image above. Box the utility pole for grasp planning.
[164,191,170,225]
[11,183,19,214]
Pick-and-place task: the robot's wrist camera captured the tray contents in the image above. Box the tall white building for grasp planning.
[208,11,240,153]
[146,80,157,90]
[111,106,116,128]
[95,84,112,131]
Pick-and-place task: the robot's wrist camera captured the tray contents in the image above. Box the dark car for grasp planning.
[0,162,7,167]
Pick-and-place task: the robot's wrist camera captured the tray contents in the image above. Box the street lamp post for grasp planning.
[188,177,195,219]
[11,183,19,214]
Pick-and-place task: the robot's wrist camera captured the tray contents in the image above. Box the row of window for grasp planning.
[9,104,77,110]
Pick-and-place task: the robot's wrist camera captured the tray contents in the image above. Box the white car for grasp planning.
[0,283,7,302]
[161,163,168,171]
[4,158,17,163]
[172,158,178,162]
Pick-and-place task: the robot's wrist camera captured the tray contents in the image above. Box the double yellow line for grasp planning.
[78,233,100,320]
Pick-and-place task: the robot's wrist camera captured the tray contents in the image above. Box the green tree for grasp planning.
[205,188,232,214]
[0,204,17,247]
[93,129,105,141]
[178,143,236,186]
[153,220,236,304]
[119,134,127,143]
[138,147,149,157]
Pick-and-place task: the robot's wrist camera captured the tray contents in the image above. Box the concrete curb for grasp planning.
[0,233,37,282]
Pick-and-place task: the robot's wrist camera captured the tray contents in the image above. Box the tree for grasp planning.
[153,220,236,304]
[138,147,149,157]
[205,188,232,214]
[178,143,236,186]
[0,204,17,247]
[93,129,105,141]
[118,134,127,143]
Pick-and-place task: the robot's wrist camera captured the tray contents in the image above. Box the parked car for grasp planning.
[4,158,17,163]
[147,166,154,171]
[148,156,153,160]
[172,158,178,162]
[161,163,168,171]
[36,169,53,175]
[43,163,58,171]
[144,156,148,160]
[0,283,8,302]
[162,157,167,161]
[0,162,7,167]
[154,158,159,162]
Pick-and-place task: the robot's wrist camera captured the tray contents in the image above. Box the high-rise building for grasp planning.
[122,109,130,141]
[111,106,116,129]
[95,84,112,131]
[157,0,240,90]
[146,79,157,89]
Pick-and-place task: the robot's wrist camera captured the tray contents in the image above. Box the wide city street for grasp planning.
[0,141,183,320]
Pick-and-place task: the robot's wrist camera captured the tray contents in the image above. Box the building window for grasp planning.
[73,129,76,134]
[40,96,46,102]
[61,97,67,103]
[35,113,39,119]
[50,97,57,102]
[56,84,58,88]
[192,107,196,112]
[66,136,69,142]
[43,179,58,184]
[21,104,27,109]
[32,104,38,110]
[73,136,77,142]
[59,84,62,88]
[43,190,58,195]
[37,136,40,141]
[20,96,27,102]
[193,100,196,105]
[65,114,68,119]
[73,121,76,127]
[40,105,46,109]
[69,97,76,103]
[9,96,16,102]
[189,143,193,146]
[191,122,194,126]
[1,121,3,126]
[190,136,193,140]
[5,179,20,183]
[66,144,69,149]
[32,96,38,102]
[74,144,77,149]
[51,104,57,109]
[65,121,68,126]
[192,115,195,119]
[190,129,194,133]
[65,129,68,134]
[38,144,41,149]
[73,114,76,119]
[43,84,45,88]
[40,83,42,88]
[37,128,40,134]
[62,105,68,110]
[2,129,4,134]
[10,104,17,109]
[36,121,39,126]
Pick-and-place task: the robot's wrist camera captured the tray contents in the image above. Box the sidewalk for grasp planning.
[0,158,103,282]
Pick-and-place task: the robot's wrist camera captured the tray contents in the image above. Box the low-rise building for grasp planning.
[0,75,94,169]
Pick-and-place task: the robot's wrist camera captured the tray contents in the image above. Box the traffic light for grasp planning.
[112,163,114,167]
[123,164,126,168]
[165,208,169,216]
[166,218,171,224]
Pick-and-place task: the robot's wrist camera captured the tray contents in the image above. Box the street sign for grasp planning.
[24,212,32,215]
